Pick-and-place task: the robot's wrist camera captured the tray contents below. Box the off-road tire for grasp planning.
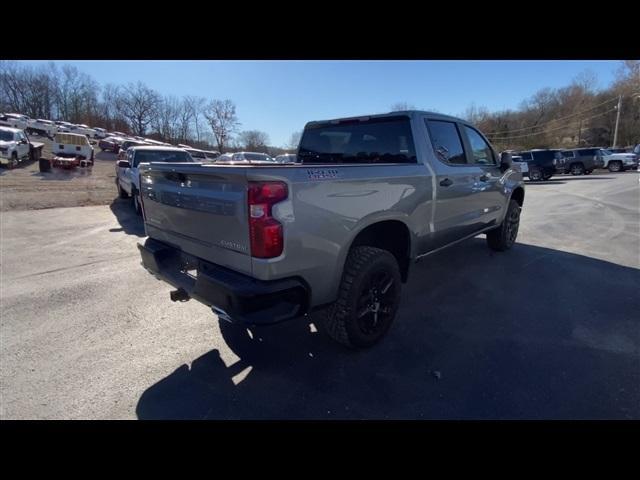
[487,199,521,252]
[317,246,402,349]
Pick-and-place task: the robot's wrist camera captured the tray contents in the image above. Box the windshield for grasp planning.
[133,150,193,167]
[0,131,14,141]
[298,116,417,164]
[600,149,612,155]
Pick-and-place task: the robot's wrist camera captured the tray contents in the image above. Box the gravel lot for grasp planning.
[1,170,639,419]
[0,136,118,211]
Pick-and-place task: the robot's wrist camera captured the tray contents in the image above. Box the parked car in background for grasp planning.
[560,148,604,175]
[0,127,32,168]
[55,122,76,132]
[110,131,127,137]
[73,124,97,138]
[0,113,30,130]
[115,146,194,215]
[204,150,220,160]
[510,155,528,175]
[516,149,565,181]
[184,148,207,161]
[222,152,276,164]
[599,148,638,172]
[136,110,525,348]
[98,136,125,152]
[215,153,233,162]
[93,127,108,139]
[274,153,298,163]
[26,119,57,138]
[117,140,149,159]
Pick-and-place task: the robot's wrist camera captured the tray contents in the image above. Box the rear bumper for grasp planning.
[138,238,309,325]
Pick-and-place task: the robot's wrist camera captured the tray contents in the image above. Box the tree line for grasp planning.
[393,61,639,151]
[0,61,295,155]
[3,60,637,156]
[461,61,639,152]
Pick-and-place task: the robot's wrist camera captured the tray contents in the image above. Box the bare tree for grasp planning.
[152,95,182,143]
[287,131,302,150]
[116,82,161,136]
[203,99,240,153]
[184,96,207,143]
[237,130,270,152]
[390,101,416,111]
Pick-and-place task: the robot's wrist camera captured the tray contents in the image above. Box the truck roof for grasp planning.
[0,126,22,134]
[129,145,186,152]
[305,110,466,127]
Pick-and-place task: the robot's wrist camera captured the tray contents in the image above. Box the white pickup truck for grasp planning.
[0,127,31,168]
[599,148,638,172]
[0,113,31,130]
[0,126,44,169]
[115,145,194,214]
[26,119,58,138]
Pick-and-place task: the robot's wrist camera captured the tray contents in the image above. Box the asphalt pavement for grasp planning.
[1,171,638,419]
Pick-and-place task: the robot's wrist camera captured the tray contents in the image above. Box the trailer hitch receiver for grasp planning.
[170,288,190,302]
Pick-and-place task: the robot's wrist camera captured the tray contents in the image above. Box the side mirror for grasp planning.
[117,160,131,168]
[500,151,513,172]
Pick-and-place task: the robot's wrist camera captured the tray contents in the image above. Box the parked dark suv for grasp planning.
[516,149,565,181]
[560,148,604,175]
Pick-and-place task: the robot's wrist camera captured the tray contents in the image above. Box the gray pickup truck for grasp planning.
[138,111,525,348]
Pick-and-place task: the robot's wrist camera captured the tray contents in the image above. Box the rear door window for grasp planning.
[425,120,467,165]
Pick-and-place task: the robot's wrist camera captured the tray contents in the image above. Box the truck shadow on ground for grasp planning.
[136,239,640,420]
[109,198,145,236]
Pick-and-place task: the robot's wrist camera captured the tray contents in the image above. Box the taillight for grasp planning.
[247,181,288,258]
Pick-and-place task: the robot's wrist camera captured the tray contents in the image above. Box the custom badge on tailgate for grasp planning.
[306,168,340,180]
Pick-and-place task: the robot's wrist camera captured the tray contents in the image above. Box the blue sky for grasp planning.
[22,60,621,146]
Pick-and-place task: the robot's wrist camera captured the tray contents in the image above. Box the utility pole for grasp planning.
[577,118,582,146]
[612,95,622,148]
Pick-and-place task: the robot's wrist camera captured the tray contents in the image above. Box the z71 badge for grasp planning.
[307,168,339,180]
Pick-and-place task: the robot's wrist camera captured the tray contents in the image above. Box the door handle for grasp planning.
[439,178,453,187]
[479,174,490,182]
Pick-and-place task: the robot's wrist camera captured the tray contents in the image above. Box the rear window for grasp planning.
[578,148,597,156]
[532,150,563,161]
[133,150,193,167]
[54,133,89,145]
[298,116,417,164]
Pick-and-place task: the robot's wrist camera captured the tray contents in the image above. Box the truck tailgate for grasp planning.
[139,163,252,275]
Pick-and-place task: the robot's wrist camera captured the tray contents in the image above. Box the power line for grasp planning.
[486,108,617,141]
[484,96,618,135]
